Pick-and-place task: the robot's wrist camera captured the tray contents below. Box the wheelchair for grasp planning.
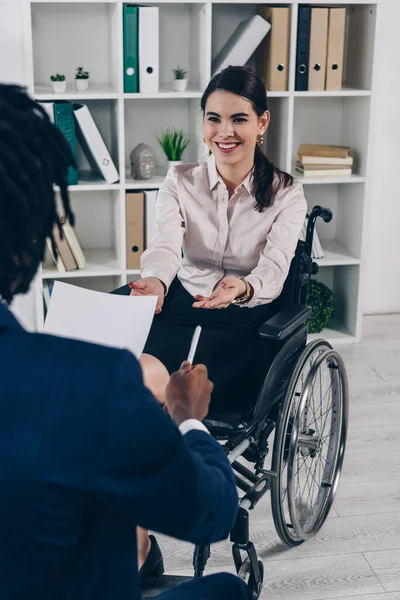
[141,205,349,599]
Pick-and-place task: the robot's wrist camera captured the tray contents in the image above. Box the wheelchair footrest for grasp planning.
[141,574,192,598]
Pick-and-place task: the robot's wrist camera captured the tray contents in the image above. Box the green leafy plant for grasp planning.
[75,66,89,80]
[50,74,66,82]
[307,279,335,333]
[157,128,192,161]
[172,66,188,80]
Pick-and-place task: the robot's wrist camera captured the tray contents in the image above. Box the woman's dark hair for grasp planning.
[0,84,75,304]
[200,65,293,212]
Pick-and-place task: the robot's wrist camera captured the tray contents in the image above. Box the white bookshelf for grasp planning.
[22,0,380,344]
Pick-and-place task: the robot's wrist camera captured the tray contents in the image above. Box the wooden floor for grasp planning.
[155,314,400,600]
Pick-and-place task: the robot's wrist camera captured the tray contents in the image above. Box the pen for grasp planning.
[187,325,202,365]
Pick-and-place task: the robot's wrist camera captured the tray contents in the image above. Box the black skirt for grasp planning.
[113,278,271,412]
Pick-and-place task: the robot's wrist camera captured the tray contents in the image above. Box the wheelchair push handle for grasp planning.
[318,207,332,223]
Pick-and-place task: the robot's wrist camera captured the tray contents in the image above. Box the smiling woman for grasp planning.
[112,65,307,570]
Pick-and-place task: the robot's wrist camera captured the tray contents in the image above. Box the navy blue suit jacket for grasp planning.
[0,302,239,600]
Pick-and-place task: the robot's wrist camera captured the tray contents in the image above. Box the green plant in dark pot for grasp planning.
[307,279,335,333]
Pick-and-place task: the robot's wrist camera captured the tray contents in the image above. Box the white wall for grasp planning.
[0,0,399,316]
[363,0,400,314]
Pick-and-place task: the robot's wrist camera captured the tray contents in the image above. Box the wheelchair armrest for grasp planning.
[259,304,312,341]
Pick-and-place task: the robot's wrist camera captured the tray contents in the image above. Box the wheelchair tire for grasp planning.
[271,338,349,547]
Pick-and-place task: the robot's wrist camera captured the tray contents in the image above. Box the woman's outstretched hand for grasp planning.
[192,276,246,309]
[129,277,166,314]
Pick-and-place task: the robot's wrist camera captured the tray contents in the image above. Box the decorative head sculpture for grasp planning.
[130,143,156,180]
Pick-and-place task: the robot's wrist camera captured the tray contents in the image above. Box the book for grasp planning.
[295,163,352,177]
[44,238,66,273]
[299,155,353,166]
[212,15,271,76]
[73,103,119,184]
[51,224,78,271]
[61,219,86,270]
[297,144,350,159]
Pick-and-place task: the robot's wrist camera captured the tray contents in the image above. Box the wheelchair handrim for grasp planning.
[287,349,348,540]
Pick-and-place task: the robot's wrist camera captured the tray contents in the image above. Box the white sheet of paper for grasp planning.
[43,281,157,359]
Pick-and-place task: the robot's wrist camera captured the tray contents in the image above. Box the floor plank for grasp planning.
[364,549,400,593]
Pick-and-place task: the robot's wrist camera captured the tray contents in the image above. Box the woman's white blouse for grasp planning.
[141,154,307,308]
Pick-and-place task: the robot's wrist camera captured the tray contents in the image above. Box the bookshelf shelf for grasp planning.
[316,240,360,267]
[56,171,121,192]
[22,0,379,345]
[43,249,122,279]
[35,84,119,101]
[298,175,366,185]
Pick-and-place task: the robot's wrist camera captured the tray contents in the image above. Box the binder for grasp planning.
[53,103,79,186]
[126,192,144,270]
[138,6,159,93]
[295,6,312,91]
[212,15,271,76]
[325,8,346,91]
[308,8,329,91]
[123,5,139,93]
[256,7,290,92]
[73,103,119,184]
[144,190,158,248]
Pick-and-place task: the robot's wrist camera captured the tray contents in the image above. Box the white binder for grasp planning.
[73,103,119,184]
[144,190,158,248]
[138,6,159,93]
[212,15,271,76]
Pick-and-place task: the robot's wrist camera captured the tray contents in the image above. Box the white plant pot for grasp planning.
[167,160,183,170]
[75,78,89,91]
[173,79,188,92]
[51,80,66,94]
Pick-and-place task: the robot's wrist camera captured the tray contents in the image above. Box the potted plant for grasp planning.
[172,66,188,92]
[50,74,66,94]
[157,128,192,169]
[75,66,90,91]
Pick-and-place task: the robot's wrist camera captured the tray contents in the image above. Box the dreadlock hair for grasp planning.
[200,66,294,212]
[0,84,75,304]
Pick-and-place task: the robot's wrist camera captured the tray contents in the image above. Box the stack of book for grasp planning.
[44,219,86,273]
[295,144,353,178]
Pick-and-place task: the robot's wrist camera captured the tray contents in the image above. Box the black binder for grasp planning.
[295,6,312,91]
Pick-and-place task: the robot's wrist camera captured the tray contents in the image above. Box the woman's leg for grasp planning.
[137,353,170,570]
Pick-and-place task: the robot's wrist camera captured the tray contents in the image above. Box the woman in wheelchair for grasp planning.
[114,65,310,575]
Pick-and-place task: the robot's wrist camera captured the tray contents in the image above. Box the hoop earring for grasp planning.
[256,135,264,147]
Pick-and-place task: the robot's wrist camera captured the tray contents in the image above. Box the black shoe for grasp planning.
[140,535,165,579]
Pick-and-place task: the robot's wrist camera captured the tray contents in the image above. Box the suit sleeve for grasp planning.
[97,350,239,545]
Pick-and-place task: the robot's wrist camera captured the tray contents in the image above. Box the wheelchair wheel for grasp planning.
[271,339,349,546]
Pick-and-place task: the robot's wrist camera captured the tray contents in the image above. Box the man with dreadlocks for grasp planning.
[0,84,247,600]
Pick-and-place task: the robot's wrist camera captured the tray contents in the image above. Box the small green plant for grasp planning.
[75,66,89,80]
[307,279,335,333]
[50,74,66,82]
[158,128,192,161]
[172,66,188,80]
